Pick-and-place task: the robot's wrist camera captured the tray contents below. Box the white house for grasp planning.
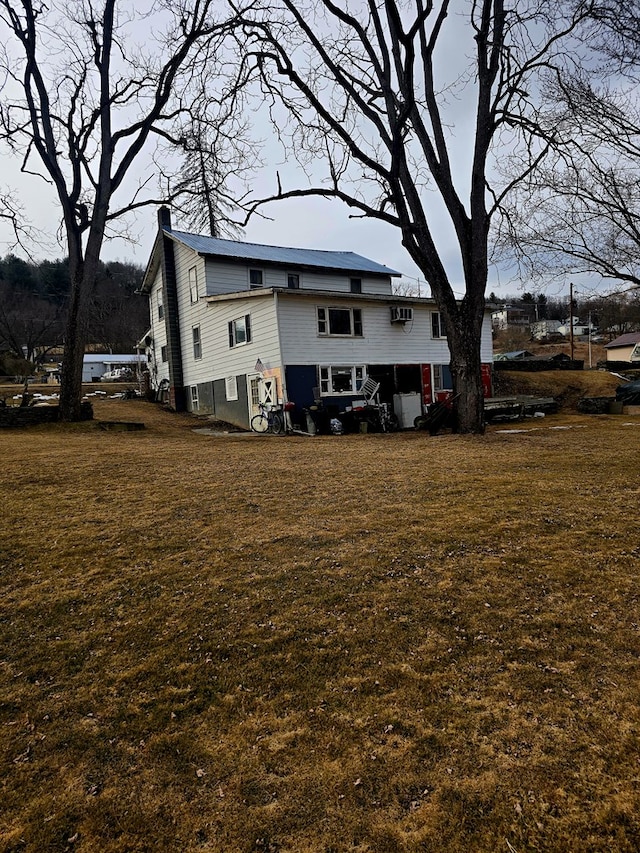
[81,353,145,383]
[491,305,534,331]
[530,319,562,340]
[556,317,594,338]
[140,207,494,430]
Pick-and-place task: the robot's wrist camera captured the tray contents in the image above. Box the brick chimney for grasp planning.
[158,205,172,231]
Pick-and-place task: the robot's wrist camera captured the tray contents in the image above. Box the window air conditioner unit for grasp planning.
[390,306,413,323]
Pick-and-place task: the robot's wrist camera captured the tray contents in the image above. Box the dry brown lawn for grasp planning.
[1,383,639,852]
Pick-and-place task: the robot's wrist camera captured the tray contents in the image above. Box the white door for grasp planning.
[248,375,261,419]
[248,375,278,419]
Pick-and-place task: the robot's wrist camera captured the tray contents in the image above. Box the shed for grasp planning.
[604,333,640,363]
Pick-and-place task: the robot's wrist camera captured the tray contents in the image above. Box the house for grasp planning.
[530,319,561,340]
[139,207,494,430]
[491,305,534,331]
[556,317,594,338]
[81,353,146,383]
[604,333,640,363]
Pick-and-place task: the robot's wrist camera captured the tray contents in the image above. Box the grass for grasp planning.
[1,378,639,852]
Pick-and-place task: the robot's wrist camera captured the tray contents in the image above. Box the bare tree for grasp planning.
[0,189,36,255]
[497,3,640,292]
[232,0,594,432]
[0,280,62,365]
[159,98,255,237]
[0,0,244,420]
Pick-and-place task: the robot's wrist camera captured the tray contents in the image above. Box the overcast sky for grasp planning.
[0,0,600,305]
[0,147,487,297]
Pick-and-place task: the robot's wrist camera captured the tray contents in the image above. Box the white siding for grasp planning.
[204,259,248,295]
[203,257,394,296]
[161,242,282,388]
[278,295,494,365]
[148,268,169,388]
[183,292,281,386]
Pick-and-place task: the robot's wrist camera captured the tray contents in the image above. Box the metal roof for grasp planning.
[167,230,401,277]
[604,332,640,348]
[83,354,141,363]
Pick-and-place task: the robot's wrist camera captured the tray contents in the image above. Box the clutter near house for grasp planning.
[140,207,494,432]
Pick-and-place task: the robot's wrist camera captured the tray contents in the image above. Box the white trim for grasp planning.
[319,364,366,396]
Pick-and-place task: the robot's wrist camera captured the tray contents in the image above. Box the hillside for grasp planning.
[493,366,626,411]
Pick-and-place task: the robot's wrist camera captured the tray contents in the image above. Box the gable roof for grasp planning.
[168,230,401,277]
[604,332,640,349]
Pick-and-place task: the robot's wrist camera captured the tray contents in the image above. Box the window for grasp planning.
[287,273,300,289]
[228,314,252,347]
[350,277,362,294]
[161,345,168,363]
[317,307,363,337]
[319,365,365,395]
[249,268,263,288]
[432,364,452,391]
[158,303,164,320]
[192,326,202,359]
[225,375,238,401]
[432,311,444,339]
[190,386,199,409]
[189,266,198,303]
[433,364,443,391]
[250,377,261,408]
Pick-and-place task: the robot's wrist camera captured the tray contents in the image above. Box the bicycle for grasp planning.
[250,402,285,435]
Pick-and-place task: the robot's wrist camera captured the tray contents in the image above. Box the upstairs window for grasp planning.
[249,268,263,288]
[228,314,252,347]
[431,311,444,339]
[192,326,202,360]
[287,273,300,289]
[350,277,362,294]
[317,307,363,337]
[189,266,198,303]
[158,303,164,320]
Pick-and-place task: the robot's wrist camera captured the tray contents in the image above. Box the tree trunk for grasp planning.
[439,293,487,435]
[448,326,485,434]
[59,267,89,422]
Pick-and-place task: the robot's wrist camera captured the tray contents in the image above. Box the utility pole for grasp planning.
[569,282,575,363]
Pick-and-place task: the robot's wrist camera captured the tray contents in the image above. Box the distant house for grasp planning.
[81,353,145,383]
[491,306,534,331]
[556,317,594,338]
[530,319,561,340]
[139,207,494,430]
[604,333,640,363]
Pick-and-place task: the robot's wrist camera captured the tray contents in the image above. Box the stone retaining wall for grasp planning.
[0,401,93,428]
